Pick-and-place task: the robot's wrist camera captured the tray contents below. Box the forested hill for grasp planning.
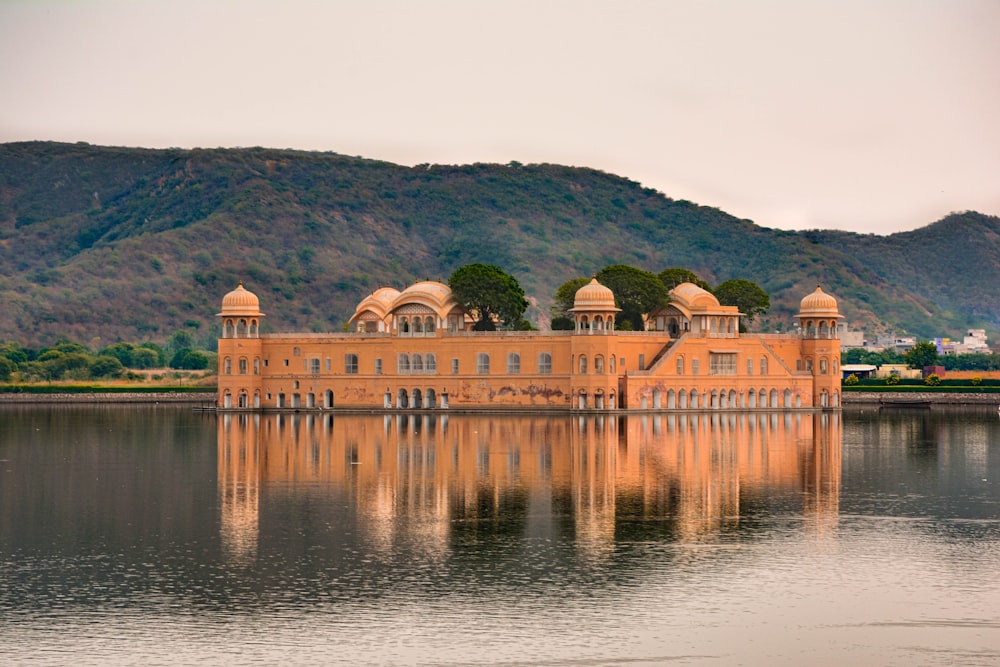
[1,141,996,348]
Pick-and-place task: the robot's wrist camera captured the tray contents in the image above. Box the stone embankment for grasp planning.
[0,392,215,405]
[843,392,1000,405]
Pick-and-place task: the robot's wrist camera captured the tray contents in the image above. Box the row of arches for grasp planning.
[801,319,840,339]
[575,314,616,333]
[574,354,615,374]
[398,353,437,373]
[398,315,436,335]
[387,388,449,409]
[222,356,261,375]
[639,387,841,410]
[221,318,261,339]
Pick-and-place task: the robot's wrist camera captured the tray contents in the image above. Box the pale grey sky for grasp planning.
[2,0,998,233]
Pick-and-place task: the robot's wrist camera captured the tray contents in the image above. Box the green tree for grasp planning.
[170,348,210,370]
[904,341,939,370]
[449,263,528,330]
[168,330,196,355]
[132,347,161,369]
[90,355,125,378]
[100,342,136,367]
[596,265,667,331]
[0,342,29,365]
[551,276,590,329]
[658,268,711,292]
[0,356,16,381]
[139,342,168,367]
[713,279,771,328]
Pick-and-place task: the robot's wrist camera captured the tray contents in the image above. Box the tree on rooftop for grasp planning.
[658,267,711,292]
[595,264,668,331]
[448,263,528,330]
[713,279,771,330]
[551,277,591,330]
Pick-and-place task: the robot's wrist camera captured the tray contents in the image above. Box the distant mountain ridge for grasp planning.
[1,141,996,348]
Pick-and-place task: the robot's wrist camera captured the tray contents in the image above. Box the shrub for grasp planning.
[971,376,982,385]
[844,373,859,385]
[885,374,899,385]
[925,374,942,386]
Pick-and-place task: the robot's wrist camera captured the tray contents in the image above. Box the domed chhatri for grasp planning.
[570,278,620,312]
[219,282,264,317]
[217,282,264,340]
[797,285,842,319]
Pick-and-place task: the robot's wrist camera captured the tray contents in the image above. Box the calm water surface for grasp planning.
[1,406,998,666]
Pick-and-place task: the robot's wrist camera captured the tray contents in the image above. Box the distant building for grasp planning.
[837,322,865,349]
[964,329,989,351]
[217,281,844,411]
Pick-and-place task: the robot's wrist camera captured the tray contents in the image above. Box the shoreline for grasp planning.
[0,392,215,405]
[2,390,998,408]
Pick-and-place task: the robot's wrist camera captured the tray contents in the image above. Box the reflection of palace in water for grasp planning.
[218,412,841,562]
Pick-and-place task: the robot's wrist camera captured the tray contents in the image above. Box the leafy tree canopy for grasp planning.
[448,263,528,329]
[713,279,771,326]
[595,264,668,331]
[658,268,710,292]
[552,277,591,320]
[904,340,939,370]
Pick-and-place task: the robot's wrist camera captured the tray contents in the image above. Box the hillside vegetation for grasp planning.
[1,141,996,347]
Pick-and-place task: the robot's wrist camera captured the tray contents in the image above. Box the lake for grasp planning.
[1,405,998,666]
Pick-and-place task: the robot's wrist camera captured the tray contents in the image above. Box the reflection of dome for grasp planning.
[219,282,263,316]
[571,278,619,312]
[798,285,841,318]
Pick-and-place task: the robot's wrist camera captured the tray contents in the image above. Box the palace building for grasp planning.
[216,279,843,411]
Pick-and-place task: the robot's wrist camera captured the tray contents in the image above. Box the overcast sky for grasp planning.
[2,0,997,234]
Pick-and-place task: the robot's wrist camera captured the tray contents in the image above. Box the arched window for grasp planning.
[760,357,768,375]
[579,355,587,374]
[238,358,247,375]
[595,355,604,373]
[676,357,684,375]
[345,353,359,374]
[609,356,615,373]
[426,354,437,373]
[538,353,552,374]
[477,353,490,374]
[425,316,435,333]
[820,358,828,374]
[253,358,260,375]
[223,357,232,375]
[398,354,410,373]
[507,352,520,374]
[413,354,424,372]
